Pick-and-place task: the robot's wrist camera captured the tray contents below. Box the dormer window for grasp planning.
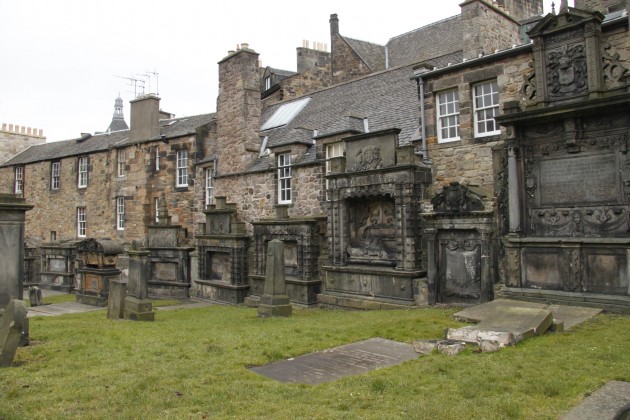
[264,76,272,91]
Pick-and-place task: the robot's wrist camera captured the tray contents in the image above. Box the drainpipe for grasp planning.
[418,76,428,163]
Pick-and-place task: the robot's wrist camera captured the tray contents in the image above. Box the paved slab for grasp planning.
[453,299,600,330]
[561,381,630,420]
[250,337,418,385]
[27,302,105,317]
[155,300,216,311]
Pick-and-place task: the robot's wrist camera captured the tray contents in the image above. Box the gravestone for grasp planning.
[124,247,154,321]
[107,280,127,320]
[29,286,43,307]
[258,239,292,317]
[0,299,28,367]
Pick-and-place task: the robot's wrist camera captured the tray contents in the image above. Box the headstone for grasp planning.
[124,248,154,321]
[258,240,292,317]
[107,280,127,320]
[0,299,28,367]
[29,286,43,307]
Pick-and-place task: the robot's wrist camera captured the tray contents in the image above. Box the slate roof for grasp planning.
[251,63,420,172]
[342,36,386,71]
[1,113,216,167]
[386,15,462,68]
[268,67,298,78]
[107,118,129,132]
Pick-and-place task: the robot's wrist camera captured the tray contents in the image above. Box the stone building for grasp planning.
[0,123,45,164]
[2,0,629,311]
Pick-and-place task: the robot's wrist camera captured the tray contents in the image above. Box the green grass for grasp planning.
[25,293,77,307]
[1,306,629,419]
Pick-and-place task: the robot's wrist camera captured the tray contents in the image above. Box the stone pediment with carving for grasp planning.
[431,182,487,214]
[344,129,399,173]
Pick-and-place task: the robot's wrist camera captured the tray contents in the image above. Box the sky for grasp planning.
[1,0,558,142]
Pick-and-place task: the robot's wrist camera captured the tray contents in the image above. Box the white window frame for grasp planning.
[176,150,189,187]
[78,157,88,188]
[14,166,23,194]
[116,197,125,231]
[325,142,344,200]
[154,147,160,171]
[277,153,292,204]
[77,207,86,238]
[205,168,214,207]
[155,197,160,223]
[473,80,500,137]
[117,149,126,177]
[436,89,460,143]
[264,76,271,91]
[51,161,60,190]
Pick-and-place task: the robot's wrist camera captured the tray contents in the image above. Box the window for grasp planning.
[14,166,23,194]
[155,197,160,223]
[155,147,160,171]
[473,80,500,137]
[50,231,57,241]
[205,168,214,207]
[51,161,60,190]
[77,207,86,238]
[176,150,188,187]
[264,76,272,91]
[117,149,126,177]
[437,89,460,142]
[325,142,344,200]
[277,153,291,204]
[116,197,125,230]
[78,157,88,188]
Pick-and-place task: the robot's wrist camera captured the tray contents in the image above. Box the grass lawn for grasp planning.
[1,305,628,419]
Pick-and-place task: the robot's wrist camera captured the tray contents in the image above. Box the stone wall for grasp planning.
[461,0,522,61]
[425,51,533,195]
[0,124,45,164]
[497,0,543,20]
[574,0,627,13]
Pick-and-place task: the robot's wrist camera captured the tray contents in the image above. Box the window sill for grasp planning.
[175,186,189,192]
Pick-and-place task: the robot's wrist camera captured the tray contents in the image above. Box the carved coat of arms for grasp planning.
[547,44,587,98]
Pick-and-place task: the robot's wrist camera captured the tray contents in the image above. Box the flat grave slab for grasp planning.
[453,299,600,330]
[250,337,418,385]
[27,302,104,317]
[560,381,630,420]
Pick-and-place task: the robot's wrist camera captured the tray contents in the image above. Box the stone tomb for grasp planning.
[39,241,79,292]
[195,197,250,304]
[495,7,630,311]
[321,129,432,309]
[247,206,324,307]
[75,238,123,306]
[147,196,195,299]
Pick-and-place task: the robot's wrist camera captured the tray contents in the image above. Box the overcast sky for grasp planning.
[1,0,557,142]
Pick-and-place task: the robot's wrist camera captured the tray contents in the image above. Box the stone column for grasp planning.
[124,248,154,321]
[507,145,522,234]
[425,228,438,305]
[479,230,492,302]
[0,194,33,311]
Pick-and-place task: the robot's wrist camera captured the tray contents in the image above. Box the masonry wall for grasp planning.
[331,33,374,85]
[0,124,45,164]
[575,0,627,13]
[424,51,533,196]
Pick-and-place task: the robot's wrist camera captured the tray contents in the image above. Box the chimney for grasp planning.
[330,14,339,36]
[129,94,160,142]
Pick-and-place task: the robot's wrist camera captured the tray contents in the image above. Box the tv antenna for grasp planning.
[142,71,159,96]
[113,74,146,97]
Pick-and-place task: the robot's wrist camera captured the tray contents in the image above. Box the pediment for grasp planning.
[527,8,604,38]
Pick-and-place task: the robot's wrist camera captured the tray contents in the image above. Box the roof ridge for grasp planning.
[387,14,460,44]
[342,35,384,48]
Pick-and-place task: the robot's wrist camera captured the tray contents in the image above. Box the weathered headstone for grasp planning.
[258,239,292,317]
[0,299,28,367]
[107,280,127,320]
[124,247,154,321]
[29,286,43,307]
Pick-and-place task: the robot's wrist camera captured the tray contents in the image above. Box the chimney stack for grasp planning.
[330,14,339,36]
[130,94,161,142]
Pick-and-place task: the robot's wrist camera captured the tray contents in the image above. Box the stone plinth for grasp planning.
[0,194,33,309]
[124,249,154,321]
[107,280,127,320]
[258,240,292,317]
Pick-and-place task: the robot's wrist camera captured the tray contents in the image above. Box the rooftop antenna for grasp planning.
[114,74,145,97]
[146,71,159,96]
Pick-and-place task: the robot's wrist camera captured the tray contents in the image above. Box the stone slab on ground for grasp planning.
[453,299,600,331]
[27,302,105,317]
[560,381,630,420]
[250,337,418,385]
[155,300,215,311]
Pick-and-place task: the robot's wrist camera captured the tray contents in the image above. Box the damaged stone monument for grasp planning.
[0,299,28,367]
[124,242,154,321]
[258,239,292,317]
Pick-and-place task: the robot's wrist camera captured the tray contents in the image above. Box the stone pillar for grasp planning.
[425,228,438,305]
[479,231,492,302]
[507,145,522,234]
[258,240,292,317]
[124,249,154,321]
[0,194,33,311]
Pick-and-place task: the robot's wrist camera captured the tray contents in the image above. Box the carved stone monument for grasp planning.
[0,299,28,367]
[495,6,630,310]
[75,238,123,306]
[258,239,292,317]
[124,244,154,321]
[39,241,79,292]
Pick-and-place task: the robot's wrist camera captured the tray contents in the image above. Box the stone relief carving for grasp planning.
[431,182,485,214]
[546,44,588,98]
[351,145,383,172]
[347,200,396,263]
[494,148,509,235]
[602,42,629,86]
[561,249,582,292]
[522,71,537,101]
[529,207,629,237]
[504,247,520,287]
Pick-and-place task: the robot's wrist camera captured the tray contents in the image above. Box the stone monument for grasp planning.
[124,243,155,321]
[0,299,28,367]
[258,239,292,317]
[75,238,123,306]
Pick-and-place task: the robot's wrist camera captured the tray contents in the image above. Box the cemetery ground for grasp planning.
[1,304,629,419]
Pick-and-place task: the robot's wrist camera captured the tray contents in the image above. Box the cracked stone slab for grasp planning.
[250,337,418,385]
[561,381,630,420]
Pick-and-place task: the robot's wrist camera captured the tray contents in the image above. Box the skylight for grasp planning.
[261,97,310,131]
